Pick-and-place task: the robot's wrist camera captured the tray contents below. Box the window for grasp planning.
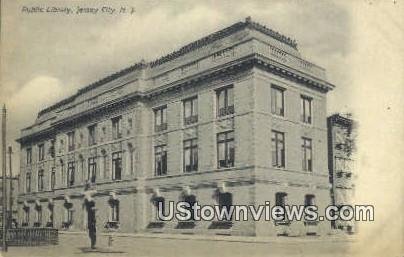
[217,131,235,168]
[275,192,287,221]
[110,200,120,222]
[304,194,315,206]
[67,132,75,152]
[47,206,54,227]
[302,137,313,171]
[26,172,31,193]
[38,169,44,192]
[335,157,353,172]
[183,195,196,221]
[35,206,42,226]
[26,148,32,164]
[183,97,198,125]
[50,168,56,190]
[112,152,122,180]
[67,162,75,187]
[183,139,198,172]
[154,145,167,176]
[23,208,30,226]
[112,116,122,139]
[271,131,285,168]
[217,86,234,117]
[301,96,312,124]
[38,144,45,161]
[88,125,97,146]
[153,196,165,221]
[271,85,285,116]
[218,192,233,221]
[154,106,167,132]
[88,157,97,183]
[49,140,55,158]
[64,207,73,227]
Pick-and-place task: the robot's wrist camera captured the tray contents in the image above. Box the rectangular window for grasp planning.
[302,137,313,171]
[217,131,235,168]
[65,209,73,225]
[271,85,285,116]
[183,139,198,172]
[216,86,234,117]
[67,132,75,152]
[304,194,315,206]
[154,145,167,176]
[154,106,167,132]
[88,124,97,146]
[49,140,55,158]
[24,208,30,225]
[67,162,75,187]
[183,97,198,125]
[38,144,45,161]
[112,152,122,180]
[110,201,119,222]
[271,130,285,168]
[112,116,122,140]
[37,169,44,192]
[301,96,312,124]
[26,148,32,164]
[26,172,31,193]
[36,208,42,224]
[275,192,287,207]
[50,168,56,190]
[88,157,97,183]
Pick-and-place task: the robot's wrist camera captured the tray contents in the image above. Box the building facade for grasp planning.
[327,114,356,233]
[16,18,335,237]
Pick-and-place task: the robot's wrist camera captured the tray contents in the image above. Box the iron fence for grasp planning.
[0,228,58,246]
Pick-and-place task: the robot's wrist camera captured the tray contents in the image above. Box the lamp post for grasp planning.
[8,146,12,229]
[2,105,7,251]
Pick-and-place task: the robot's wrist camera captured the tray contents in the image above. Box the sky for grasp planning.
[0,1,403,254]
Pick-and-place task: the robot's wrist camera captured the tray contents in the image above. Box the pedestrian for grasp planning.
[87,201,97,249]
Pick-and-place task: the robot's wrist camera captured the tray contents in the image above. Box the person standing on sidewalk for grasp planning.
[87,201,97,249]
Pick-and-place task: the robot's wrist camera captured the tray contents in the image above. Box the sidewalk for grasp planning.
[60,230,357,244]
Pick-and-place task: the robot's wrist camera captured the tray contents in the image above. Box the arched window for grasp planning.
[62,201,73,229]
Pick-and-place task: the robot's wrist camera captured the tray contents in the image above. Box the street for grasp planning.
[2,232,358,257]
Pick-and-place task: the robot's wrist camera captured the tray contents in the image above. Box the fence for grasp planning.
[0,228,58,246]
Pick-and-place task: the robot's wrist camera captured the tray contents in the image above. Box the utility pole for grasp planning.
[2,105,7,251]
[8,146,12,229]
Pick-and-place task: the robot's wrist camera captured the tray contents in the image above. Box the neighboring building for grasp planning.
[327,113,356,233]
[16,17,335,237]
[0,176,19,227]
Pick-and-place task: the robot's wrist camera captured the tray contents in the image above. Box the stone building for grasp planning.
[16,17,335,237]
[327,113,356,233]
